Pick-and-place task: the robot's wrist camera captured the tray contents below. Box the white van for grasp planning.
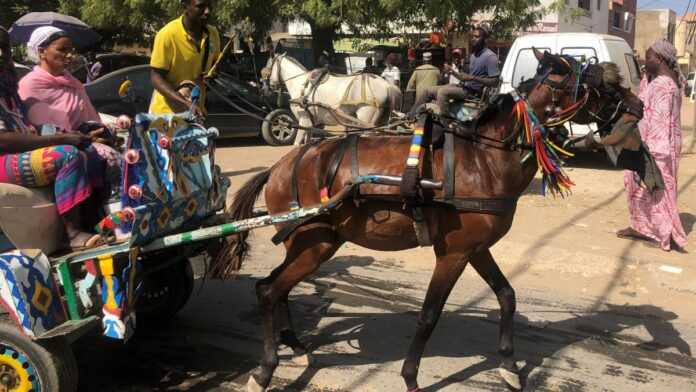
[499,33,641,145]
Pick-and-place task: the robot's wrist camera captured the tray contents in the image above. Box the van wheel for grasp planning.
[0,320,78,392]
[262,109,297,146]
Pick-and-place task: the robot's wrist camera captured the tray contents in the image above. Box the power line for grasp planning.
[677,0,693,31]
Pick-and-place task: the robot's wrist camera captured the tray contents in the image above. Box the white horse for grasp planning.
[263,54,403,145]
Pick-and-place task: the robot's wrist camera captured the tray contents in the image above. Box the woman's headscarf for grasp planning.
[650,39,684,87]
[26,26,69,63]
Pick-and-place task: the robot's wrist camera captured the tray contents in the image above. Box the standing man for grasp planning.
[149,0,221,116]
[406,52,440,104]
[381,53,401,88]
[410,26,499,116]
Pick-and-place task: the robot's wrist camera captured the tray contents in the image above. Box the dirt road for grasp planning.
[78,105,696,391]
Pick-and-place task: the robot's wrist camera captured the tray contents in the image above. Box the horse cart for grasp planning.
[0,97,354,391]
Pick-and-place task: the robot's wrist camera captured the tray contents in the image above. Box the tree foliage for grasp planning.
[0,0,60,30]
[13,0,542,51]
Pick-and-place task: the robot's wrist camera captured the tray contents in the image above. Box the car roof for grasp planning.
[516,33,627,42]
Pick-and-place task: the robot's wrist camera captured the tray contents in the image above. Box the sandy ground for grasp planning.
[76,100,696,391]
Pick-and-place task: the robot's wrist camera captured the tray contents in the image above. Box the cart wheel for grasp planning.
[0,320,78,392]
[136,258,194,323]
[261,109,297,146]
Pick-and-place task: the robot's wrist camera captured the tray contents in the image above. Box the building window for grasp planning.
[624,13,634,33]
[597,0,601,10]
[578,0,591,12]
[612,10,622,29]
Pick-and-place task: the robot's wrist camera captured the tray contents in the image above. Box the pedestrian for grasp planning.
[409,26,499,116]
[405,52,440,104]
[362,57,377,74]
[149,0,221,116]
[617,39,687,252]
[381,52,401,87]
[447,48,464,85]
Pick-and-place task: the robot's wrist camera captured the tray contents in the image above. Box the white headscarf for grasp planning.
[27,26,67,63]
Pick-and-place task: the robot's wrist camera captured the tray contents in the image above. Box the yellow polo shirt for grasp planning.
[149,16,221,114]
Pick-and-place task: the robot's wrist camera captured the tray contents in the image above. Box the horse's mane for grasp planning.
[279,54,307,71]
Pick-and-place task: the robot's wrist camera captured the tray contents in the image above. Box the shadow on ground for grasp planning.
[75,256,696,392]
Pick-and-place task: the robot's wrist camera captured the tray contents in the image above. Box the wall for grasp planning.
[676,13,696,76]
[608,0,637,47]
[635,9,677,60]
[531,0,609,34]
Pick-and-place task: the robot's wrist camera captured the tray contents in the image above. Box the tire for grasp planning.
[0,320,78,392]
[136,258,194,324]
[261,109,297,146]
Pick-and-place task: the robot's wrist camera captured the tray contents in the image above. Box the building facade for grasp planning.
[635,9,677,61]
[526,0,609,34]
[607,0,636,47]
[676,13,696,76]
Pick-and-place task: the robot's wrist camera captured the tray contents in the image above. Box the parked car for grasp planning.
[686,72,695,98]
[13,62,31,79]
[85,64,297,145]
[499,33,641,148]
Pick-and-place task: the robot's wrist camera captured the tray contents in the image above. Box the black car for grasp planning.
[84,64,297,145]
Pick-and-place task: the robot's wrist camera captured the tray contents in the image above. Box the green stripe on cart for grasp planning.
[57,261,81,320]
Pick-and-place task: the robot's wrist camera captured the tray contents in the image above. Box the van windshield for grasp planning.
[512,47,550,88]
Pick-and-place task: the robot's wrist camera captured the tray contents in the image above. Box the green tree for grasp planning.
[56,0,543,55]
[0,0,60,31]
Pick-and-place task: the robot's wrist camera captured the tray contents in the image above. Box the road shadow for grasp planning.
[680,212,696,236]
[258,256,696,391]
[215,137,266,148]
[74,255,696,391]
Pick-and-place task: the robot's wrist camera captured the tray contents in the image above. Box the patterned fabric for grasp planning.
[0,145,99,215]
[624,75,687,250]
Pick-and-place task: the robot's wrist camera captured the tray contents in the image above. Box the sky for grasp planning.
[638,0,694,15]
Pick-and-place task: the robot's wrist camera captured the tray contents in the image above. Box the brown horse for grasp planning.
[213,49,636,392]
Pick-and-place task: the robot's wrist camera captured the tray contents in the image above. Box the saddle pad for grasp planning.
[120,113,229,246]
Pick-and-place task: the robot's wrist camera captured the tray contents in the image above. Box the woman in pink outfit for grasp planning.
[618,39,687,252]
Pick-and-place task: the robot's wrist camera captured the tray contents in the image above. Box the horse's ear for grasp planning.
[533,47,544,62]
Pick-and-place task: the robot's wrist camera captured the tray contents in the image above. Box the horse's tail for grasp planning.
[210,169,271,278]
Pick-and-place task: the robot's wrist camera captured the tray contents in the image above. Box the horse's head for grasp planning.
[572,61,643,131]
[517,48,586,120]
[261,53,284,89]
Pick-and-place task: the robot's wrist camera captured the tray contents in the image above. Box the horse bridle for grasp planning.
[264,54,308,90]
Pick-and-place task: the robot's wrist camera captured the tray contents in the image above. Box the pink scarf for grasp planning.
[18,66,100,132]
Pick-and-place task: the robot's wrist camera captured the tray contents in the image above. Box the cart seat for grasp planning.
[0,183,65,255]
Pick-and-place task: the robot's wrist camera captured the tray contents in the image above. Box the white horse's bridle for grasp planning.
[265,54,308,90]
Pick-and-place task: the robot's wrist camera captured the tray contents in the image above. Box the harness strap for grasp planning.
[322,136,353,202]
[433,197,518,215]
[290,143,313,210]
[443,131,455,199]
[348,134,358,180]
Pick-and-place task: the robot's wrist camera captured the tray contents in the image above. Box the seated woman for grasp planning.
[0,26,104,250]
[17,26,127,191]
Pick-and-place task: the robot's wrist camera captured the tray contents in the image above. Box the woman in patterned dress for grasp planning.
[617,39,688,252]
[0,26,104,250]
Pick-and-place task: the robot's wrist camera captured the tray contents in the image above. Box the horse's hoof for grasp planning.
[499,366,522,390]
[247,375,266,392]
[291,353,313,367]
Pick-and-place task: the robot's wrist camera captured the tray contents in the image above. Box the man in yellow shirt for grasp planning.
[149,0,220,115]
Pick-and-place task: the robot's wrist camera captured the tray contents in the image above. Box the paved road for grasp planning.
[76,112,696,391]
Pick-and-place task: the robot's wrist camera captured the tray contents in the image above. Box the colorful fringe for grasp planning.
[513,99,576,196]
